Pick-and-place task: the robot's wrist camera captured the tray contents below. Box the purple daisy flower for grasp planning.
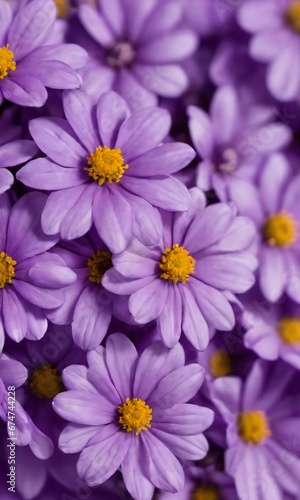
[238,0,300,101]
[230,153,300,303]
[241,288,300,369]
[47,229,116,351]
[17,90,194,253]
[211,360,300,500]
[103,189,257,350]
[0,0,87,107]
[53,334,214,500]
[188,85,292,201]
[0,352,54,463]
[76,0,198,109]
[0,119,38,195]
[0,191,76,350]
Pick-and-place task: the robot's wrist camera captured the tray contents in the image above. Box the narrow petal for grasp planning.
[154,404,214,435]
[59,424,100,454]
[259,246,287,302]
[148,364,205,409]
[105,333,138,401]
[122,437,155,500]
[129,279,168,323]
[158,285,182,348]
[0,168,14,195]
[121,175,191,211]
[152,428,209,461]
[78,4,115,47]
[116,109,171,162]
[53,390,115,425]
[29,117,86,167]
[133,63,188,97]
[1,75,48,107]
[2,288,27,342]
[97,90,129,148]
[133,342,185,401]
[211,86,239,145]
[128,143,195,177]
[63,90,100,152]
[267,40,300,101]
[0,140,37,168]
[180,285,209,351]
[188,105,214,160]
[93,186,133,254]
[138,30,198,63]
[17,158,86,190]
[72,284,112,351]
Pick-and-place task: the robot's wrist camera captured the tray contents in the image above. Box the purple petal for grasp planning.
[105,333,138,401]
[122,437,155,500]
[115,68,157,111]
[59,424,99,454]
[1,75,48,107]
[133,342,185,401]
[142,432,184,492]
[13,280,65,309]
[158,285,182,348]
[17,60,82,90]
[62,365,98,393]
[138,30,198,63]
[2,288,28,342]
[63,90,100,152]
[87,346,122,405]
[121,175,191,211]
[267,41,300,101]
[8,0,56,59]
[98,0,125,37]
[6,192,57,261]
[93,186,133,254]
[148,364,205,409]
[53,390,115,425]
[260,153,290,214]
[129,279,168,323]
[188,105,214,160]
[180,284,209,351]
[211,85,239,145]
[72,284,112,351]
[77,427,131,486]
[259,246,287,302]
[152,428,209,461]
[0,168,14,195]
[133,64,188,97]
[154,404,214,435]
[17,158,86,190]
[0,140,37,168]
[128,143,195,177]
[103,269,157,295]
[116,108,171,162]
[78,4,115,47]
[97,90,129,148]
[29,117,86,167]
[125,191,163,246]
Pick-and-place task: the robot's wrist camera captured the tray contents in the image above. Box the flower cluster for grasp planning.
[1,0,300,499]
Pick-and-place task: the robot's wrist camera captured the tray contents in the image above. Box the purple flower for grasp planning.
[238,0,300,101]
[103,189,257,350]
[188,85,291,201]
[53,334,214,500]
[241,288,300,369]
[0,118,38,195]
[17,90,194,252]
[0,0,87,107]
[231,153,300,303]
[0,192,76,350]
[211,360,300,500]
[47,230,116,351]
[76,0,198,109]
[0,352,54,463]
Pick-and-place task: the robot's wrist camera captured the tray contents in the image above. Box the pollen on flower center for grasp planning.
[209,350,232,378]
[86,250,112,284]
[285,2,300,33]
[277,317,300,345]
[0,45,16,80]
[85,146,128,185]
[159,244,196,284]
[263,211,297,247]
[238,411,271,445]
[0,252,16,288]
[192,485,219,500]
[55,0,70,17]
[30,364,64,399]
[107,42,136,69]
[118,398,152,435]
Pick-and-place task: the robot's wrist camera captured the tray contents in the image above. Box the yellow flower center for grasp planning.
[0,44,16,80]
[30,364,64,399]
[238,411,271,445]
[277,317,300,345]
[0,252,16,288]
[263,211,297,247]
[209,350,232,378]
[55,0,70,17]
[85,146,128,185]
[159,244,196,284]
[86,250,112,284]
[192,486,219,500]
[285,2,300,33]
[118,398,152,435]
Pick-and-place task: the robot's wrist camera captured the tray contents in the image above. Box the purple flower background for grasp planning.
[1,0,300,499]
